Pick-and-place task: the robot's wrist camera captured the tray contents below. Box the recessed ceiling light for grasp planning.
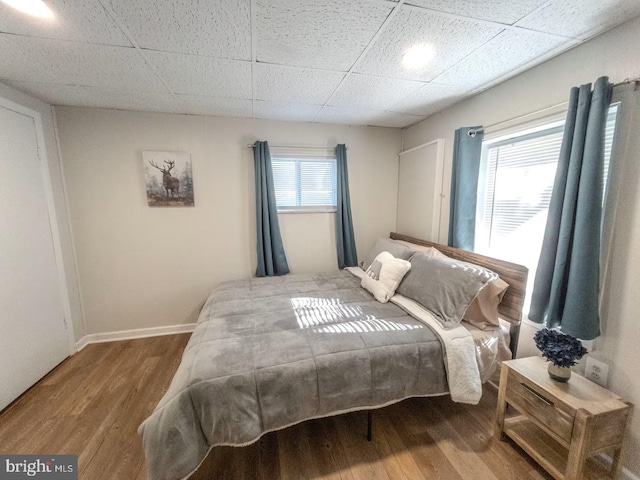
[1,0,53,18]
[403,44,436,69]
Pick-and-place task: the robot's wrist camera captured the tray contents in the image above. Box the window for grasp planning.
[271,150,337,212]
[475,105,619,313]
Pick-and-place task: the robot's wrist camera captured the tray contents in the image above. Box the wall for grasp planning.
[55,108,401,336]
[403,16,640,478]
[0,82,84,342]
[595,83,640,478]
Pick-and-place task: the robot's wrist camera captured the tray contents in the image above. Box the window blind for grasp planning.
[482,127,564,242]
[272,157,337,211]
[481,105,618,251]
[603,103,619,191]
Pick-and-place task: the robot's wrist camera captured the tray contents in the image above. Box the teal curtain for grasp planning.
[448,126,483,250]
[529,77,613,340]
[335,144,358,268]
[253,141,290,277]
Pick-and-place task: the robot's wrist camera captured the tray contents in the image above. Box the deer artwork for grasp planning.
[149,159,180,198]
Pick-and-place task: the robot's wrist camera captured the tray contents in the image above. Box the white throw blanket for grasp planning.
[346,266,482,404]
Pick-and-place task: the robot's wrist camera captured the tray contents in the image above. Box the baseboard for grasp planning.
[75,323,196,352]
[75,335,90,352]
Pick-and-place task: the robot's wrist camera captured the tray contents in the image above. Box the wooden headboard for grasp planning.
[390,233,529,355]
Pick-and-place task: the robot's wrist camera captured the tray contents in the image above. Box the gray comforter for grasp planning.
[139,271,448,480]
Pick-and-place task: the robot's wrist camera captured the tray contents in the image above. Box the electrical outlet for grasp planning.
[585,357,609,387]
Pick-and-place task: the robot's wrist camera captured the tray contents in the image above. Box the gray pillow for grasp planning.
[362,237,414,271]
[396,252,497,329]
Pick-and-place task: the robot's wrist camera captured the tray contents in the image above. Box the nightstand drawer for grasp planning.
[506,369,574,444]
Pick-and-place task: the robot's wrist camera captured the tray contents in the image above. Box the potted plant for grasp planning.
[533,328,588,382]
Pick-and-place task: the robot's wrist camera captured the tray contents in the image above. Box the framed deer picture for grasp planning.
[143,151,194,206]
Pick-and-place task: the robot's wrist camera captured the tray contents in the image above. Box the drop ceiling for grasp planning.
[1,0,639,128]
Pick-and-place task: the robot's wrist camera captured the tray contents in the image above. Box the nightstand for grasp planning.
[495,356,632,480]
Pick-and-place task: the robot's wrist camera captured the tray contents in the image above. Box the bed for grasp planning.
[138,233,528,480]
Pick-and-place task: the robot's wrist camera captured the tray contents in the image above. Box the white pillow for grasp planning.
[361,251,412,303]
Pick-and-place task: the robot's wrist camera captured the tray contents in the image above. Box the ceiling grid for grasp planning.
[1,0,638,127]
[96,0,184,113]
[313,0,407,122]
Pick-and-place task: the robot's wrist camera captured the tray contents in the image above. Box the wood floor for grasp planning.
[0,334,597,479]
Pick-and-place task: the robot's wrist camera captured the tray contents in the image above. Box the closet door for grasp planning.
[0,104,69,411]
[397,139,445,242]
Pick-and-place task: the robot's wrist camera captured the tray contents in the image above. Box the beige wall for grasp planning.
[403,16,640,478]
[595,84,640,479]
[0,82,84,342]
[55,108,401,335]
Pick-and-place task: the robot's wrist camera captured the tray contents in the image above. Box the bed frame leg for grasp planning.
[367,410,372,441]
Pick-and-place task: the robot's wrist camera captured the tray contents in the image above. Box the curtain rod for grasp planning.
[247,143,347,150]
[468,76,640,137]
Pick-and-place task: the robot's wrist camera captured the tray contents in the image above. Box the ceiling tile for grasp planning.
[405,0,548,25]
[2,81,94,104]
[145,51,252,98]
[254,101,322,122]
[0,35,56,83]
[6,81,183,113]
[82,89,183,113]
[256,0,393,71]
[328,74,424,110]
[315,106,382,125]
[0,0,130,46]
[316,106,423,128]
[176,95,252,117]
[355,6,504,81]
[368,111,424,128]
[391,82,468,116]
[4,36,165,91]
[255,64,344,104]
[107,0,251,59]
[516,0,640,39]
[433,30,569,89]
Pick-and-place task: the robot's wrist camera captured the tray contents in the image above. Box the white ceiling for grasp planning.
[1,0,639,128]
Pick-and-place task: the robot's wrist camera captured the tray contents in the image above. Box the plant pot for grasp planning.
[548,363,571,382]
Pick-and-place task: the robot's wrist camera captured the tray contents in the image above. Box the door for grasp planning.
[396,139,445,242]
[0,103,69,411]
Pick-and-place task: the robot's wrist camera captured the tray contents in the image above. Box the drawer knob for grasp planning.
[521,383,554,406]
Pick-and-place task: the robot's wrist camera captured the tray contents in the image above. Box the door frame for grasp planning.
[0,96,76,354]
